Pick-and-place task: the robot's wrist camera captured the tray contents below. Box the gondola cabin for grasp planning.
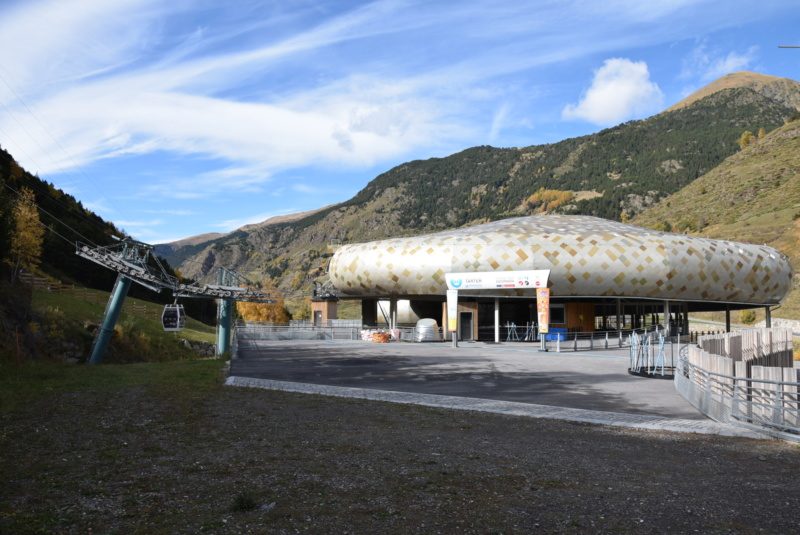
[162,304,186,332]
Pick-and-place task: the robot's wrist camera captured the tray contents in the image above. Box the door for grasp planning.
[313,310,323,326]
[459,311,473,341]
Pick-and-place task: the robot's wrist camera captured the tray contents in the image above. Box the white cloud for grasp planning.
[216,209,299,232]
[562,58,664,126]
[488,103,510,144]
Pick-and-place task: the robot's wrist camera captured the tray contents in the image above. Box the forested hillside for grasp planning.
[0,148,216,330]
[168,82,799,307]
[633,118,800,318]
[0,148,120,289]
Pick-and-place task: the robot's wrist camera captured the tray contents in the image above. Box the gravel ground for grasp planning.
[2,383,800,534]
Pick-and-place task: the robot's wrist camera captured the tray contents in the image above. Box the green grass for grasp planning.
[0,358,225,413]
[32,288,216,345]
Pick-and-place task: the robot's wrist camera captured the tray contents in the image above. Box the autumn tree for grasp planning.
[296,299,312,320]
[736,130,753,149]
[4,187,44,280]
[236,289,292,323]
[525,188,574,214]
[739,309,756,325]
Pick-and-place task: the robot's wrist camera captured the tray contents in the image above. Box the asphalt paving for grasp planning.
[231,339,702,419]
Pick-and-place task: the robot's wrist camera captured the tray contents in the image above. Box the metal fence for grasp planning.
[232,321,667,351]
[675,338,800,442]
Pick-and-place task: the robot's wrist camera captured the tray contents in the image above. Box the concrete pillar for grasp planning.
[389,295,398,329]
[663,300,671,337]
[217,298,233,356]
[615,298,621,331]
[765,306,772,328]
[494,298,500,343]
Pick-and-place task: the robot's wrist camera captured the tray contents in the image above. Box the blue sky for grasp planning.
[0,0,798,244]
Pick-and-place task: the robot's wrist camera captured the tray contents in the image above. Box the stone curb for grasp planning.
[225,376,770,440]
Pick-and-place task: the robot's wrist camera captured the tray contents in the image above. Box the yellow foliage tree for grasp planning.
[525,188,574,213]
[5,187,44,280]
[236,292,291,323]
[736,130,753,149]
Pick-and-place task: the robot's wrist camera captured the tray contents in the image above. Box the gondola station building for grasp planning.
[322,215,793,341]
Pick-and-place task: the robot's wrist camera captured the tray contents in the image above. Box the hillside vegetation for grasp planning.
[167,77,800,311]
[634,119,800,318]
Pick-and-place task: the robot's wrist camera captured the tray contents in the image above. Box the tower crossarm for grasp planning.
[76,240,179,293]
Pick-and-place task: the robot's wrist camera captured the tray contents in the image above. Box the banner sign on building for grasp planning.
[445,270,550,291]
[536,288,550,334]
[446,289,459,332]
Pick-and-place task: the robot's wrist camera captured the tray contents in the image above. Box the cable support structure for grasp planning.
[75,238,277,303]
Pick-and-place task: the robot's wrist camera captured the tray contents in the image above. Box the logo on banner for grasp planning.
[450,278,463,288]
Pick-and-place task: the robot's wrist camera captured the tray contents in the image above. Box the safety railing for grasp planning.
[675,355,800,441]
[234,323,362,344]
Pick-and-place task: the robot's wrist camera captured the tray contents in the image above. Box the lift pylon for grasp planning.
[76,237,276,364]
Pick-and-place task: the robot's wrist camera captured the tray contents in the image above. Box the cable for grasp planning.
[1,180,96,248]
[0,67,132,222]
[0,165,120,242]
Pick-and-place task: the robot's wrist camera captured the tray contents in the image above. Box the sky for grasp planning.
[0,0,798,245]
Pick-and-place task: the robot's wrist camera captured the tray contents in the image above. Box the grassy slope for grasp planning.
[633,119,800,320]
[28,287,216,364]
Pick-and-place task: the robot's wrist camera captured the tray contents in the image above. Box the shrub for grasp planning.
[738,309,756,325]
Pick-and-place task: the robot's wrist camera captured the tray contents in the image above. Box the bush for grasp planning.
[738,309,756,325]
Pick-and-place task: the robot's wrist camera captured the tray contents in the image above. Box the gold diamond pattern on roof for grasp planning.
[328,215,793,305]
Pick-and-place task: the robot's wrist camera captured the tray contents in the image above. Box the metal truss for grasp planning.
[76,238,276,303]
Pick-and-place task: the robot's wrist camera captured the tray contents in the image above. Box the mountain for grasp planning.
[665,71,800,113]
[154,206,337,270]
[148,73,800,307]
[632,117,800,317]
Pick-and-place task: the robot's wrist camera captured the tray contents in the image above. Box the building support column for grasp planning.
[494,298,500,343]
[615,298,621,331]
[389,295,398,330]
[217,298,233,357]
[663,300,671,337]
[725,305,731,333]
[684,302,689,335]
[765,306,772,328]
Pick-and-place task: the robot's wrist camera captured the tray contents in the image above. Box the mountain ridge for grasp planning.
[665,71,800,112]
[166,72,800,305]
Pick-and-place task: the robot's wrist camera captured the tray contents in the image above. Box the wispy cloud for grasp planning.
[216,209,300,231]
[0,0,795,242]
[681,40,759,82]
[562,58,664,125]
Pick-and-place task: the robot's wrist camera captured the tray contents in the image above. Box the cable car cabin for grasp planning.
[162,304,186,332]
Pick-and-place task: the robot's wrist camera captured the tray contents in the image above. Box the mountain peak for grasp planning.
[666,71,800,112]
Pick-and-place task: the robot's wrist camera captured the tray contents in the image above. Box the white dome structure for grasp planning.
[326,215,792,340]
[330,215,792,306]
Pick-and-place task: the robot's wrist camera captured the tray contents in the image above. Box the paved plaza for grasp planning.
[228,339,768,438]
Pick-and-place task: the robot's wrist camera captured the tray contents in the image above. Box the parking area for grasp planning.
[231,339,704,420]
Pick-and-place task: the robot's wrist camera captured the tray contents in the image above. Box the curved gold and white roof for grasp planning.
[329,215,792,306]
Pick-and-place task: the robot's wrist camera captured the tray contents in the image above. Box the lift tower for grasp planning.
[77,237,276,364]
